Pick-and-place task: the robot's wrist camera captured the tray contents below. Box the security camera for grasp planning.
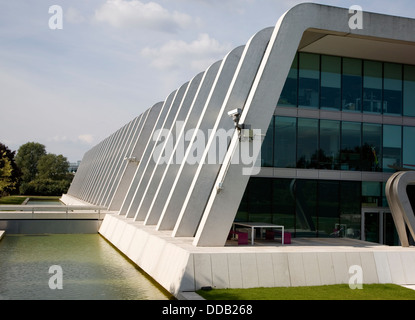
[227,108,242,118]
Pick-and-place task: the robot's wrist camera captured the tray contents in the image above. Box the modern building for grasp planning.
[62,4,415,295]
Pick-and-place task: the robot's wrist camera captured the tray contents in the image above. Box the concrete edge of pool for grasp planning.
[99,213,415,298]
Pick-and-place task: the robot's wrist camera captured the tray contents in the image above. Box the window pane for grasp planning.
[384,63,403,115]
[261,117,274,167]
[362,181,382,207]
[363,60,383,114]
[247,178,273,223]
[272,179,295,230]
[362,123,382,172]
[297,118,319,169]
[404,65,415,117]
[298,53,320,108]
[319,120,340,170]
[321,55,341,110]
[294,179,317,237]
[278,54,298,107]
[340,181,361,239]
[383,125,402,172]
[318,181,339,237]
[403,126,415,168]
[341,122,361,171]
[274,117,296,168]
[342,58,362,112]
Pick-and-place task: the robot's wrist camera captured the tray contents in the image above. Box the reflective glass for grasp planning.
[342,58,362,112]
[318,181,340,237]
[403,126,415,168]
[404,65,415,117]
[274,117,297,168]
[384,63,403,115]
[272,179,295,230]
[362,181,382,207]
[299,53,320,108]
[297,118,319,169]
[363,61,383,114]
[247,177,273,223]
[294,179,317,237]
[362,123,382,172]
[319,120,340,170]
[321,55,341,110]
[340,181,361,239]
[341,122,361,171]
[383,125,402,172]
[278,54,298,107]
[261,117,274,167]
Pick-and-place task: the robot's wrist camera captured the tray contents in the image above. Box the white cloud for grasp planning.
[94,0,195,32]
[141,33,232,71]
[78,134,95,145]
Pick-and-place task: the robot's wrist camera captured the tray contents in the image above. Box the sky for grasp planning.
[1,0,415,163]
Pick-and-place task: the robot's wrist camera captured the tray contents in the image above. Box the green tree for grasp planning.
[37,154,69,180]
[15,142,46,184]
[0,143,21,196]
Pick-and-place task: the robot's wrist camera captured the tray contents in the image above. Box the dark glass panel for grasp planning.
[318,181,340,237]
[298,53,320,108]
[319,120,340,170]
[294,179,317,237]
[340,181,361,239]
[274,117,297,168]
[342,58,362,112]
[278,54,298,107]
[341,122,361,171]
[321,55,341,110]
[384,63,403,115]
[272,179,295,231]
[404,65,415,117]
[363,60,383,114]
[362,123,382,172]
[297,118,319,169]
[383,125,402,172]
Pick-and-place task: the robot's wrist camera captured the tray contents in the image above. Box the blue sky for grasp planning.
[1,0,415,162]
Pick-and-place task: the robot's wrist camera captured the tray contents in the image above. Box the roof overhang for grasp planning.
[299,29,415,65]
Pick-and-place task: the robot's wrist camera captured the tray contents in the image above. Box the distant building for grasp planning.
[68,161,81,173]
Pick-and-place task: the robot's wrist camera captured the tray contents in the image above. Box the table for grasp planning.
[232,222,285,245]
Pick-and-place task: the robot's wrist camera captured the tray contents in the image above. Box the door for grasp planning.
[361,209,398,245]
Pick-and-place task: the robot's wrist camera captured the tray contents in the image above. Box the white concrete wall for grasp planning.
[99,214,415,296]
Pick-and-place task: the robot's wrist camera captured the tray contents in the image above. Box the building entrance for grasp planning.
[361,208,399,246]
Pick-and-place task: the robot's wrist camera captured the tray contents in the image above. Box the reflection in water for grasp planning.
[0,234,171,300]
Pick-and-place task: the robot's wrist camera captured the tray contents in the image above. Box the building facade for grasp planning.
[65,3,415,248]
[238,52,415,245]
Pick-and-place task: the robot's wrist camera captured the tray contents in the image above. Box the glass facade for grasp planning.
[262,116,414,172]
[277,52,415,116]
[237,52,415,245]
[236,178,362,239]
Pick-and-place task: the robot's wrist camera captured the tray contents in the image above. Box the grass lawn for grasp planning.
[0,195,61,205]
[197,284,415,300]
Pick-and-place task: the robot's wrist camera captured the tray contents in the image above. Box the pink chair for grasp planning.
[237,232,249,245]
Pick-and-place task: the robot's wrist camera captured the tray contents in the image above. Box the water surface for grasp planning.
[0,234,171,300]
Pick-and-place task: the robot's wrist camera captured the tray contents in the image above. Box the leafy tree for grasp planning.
[0,143,21,196]
[15,142,46,185]
[37,154,69,180]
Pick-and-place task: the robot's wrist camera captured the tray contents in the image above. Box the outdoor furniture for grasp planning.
[232,222,285,245]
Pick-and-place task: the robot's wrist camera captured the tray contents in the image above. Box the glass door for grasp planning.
[361,209,397,245]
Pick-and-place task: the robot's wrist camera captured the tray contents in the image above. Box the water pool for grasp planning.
[0,234,172,300]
